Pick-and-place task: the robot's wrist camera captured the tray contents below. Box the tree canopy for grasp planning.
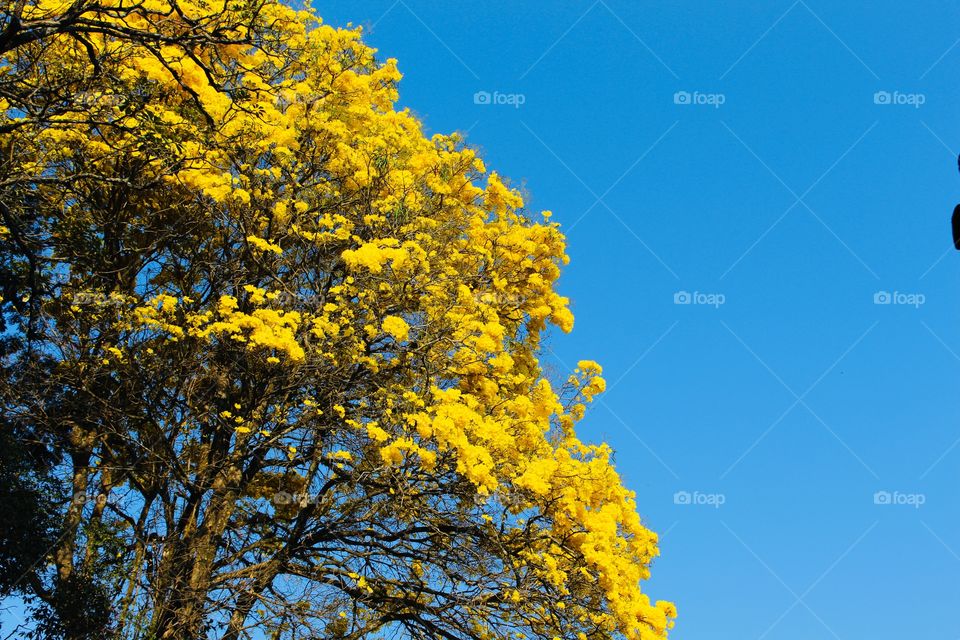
[0,1,675,638]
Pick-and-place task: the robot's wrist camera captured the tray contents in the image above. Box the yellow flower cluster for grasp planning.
[247,235,284,255]
[185,296,305,361]
[341,239,425,274]
[379,436,437,470]
[381,315,410,342]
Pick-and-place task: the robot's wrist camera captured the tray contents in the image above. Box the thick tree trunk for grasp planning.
[53,427,93,583]
[150,474,239,639]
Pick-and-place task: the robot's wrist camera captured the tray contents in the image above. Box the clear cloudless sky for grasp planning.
[316,2,960,639]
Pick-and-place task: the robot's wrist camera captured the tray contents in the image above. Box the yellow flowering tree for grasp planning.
[0,1,675,639]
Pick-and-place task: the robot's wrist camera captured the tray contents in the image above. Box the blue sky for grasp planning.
[319,2,960,638]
